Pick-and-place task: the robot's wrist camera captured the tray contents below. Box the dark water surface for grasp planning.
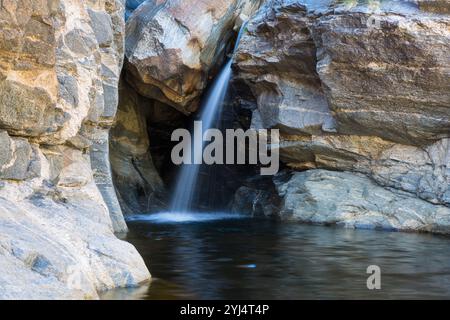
[101,214,450,299]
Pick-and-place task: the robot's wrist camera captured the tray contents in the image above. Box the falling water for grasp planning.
[170,22,248,212]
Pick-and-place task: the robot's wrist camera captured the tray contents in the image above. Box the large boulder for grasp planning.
[276,170,450,234]
[234,1,336,135]
[125,0,262,114]
[277,135,450,206]
[235,0,450,145]
[0,182,150,299]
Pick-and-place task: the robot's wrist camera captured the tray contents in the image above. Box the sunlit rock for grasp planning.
[0,0,150,299]
[125,0,262,114]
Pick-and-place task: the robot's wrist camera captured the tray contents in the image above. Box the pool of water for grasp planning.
[102,214,450,299]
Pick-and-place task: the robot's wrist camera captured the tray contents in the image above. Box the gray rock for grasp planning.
[234,1,336,135]
[231,186,280,217]
[275,135,450,206]
[0,130,13,171]
[88,9,114,47]
[276,170,450,234]
[311,7,450,146]
[0,188,150,300]
[0,131,39,181]
[0,0,150,299]
[234,0,450,211]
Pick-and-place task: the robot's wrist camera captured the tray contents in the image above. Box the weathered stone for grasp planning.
[88,9,114,47]
[276,170,450,234]
[110,81,166,214]
[311,5,450,146]
[232,0,450,233]
[0,131,40,181]
[0,0,150,299]
[83,125,129,233]
[0,130,14,171]
[419,0,450,13]
[125,0,262,114]
[276,135,450,206]
[235,1,450,145]
[0,185,150,300]
[234,1,336,135]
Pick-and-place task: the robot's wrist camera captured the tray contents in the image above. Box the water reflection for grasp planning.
[103,218,450,299]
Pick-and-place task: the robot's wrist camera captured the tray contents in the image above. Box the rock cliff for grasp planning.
[0,0,149,299]
[232,0,450,232]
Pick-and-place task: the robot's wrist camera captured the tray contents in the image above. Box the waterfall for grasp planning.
[170,22,248,213]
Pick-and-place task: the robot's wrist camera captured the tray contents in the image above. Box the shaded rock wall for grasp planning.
[110,80,166,214]
[0,0,150,299]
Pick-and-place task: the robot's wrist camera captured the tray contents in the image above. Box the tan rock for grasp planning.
[125,0,262,114]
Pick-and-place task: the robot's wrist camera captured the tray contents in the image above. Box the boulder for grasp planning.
[0,185,150,300]
[234,1,336,135]
[233,0,450,206]
[276,135,450,206]
[232,0,450,233]
[125,0,262,114]
[276,169,450,234]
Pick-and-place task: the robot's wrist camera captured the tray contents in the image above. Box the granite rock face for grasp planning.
[125,0,262,114]
[233,0,450,231]
[0,0,150,299]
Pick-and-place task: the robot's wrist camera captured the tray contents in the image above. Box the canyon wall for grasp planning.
[232,0,450,233]
[0,0,149,299]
